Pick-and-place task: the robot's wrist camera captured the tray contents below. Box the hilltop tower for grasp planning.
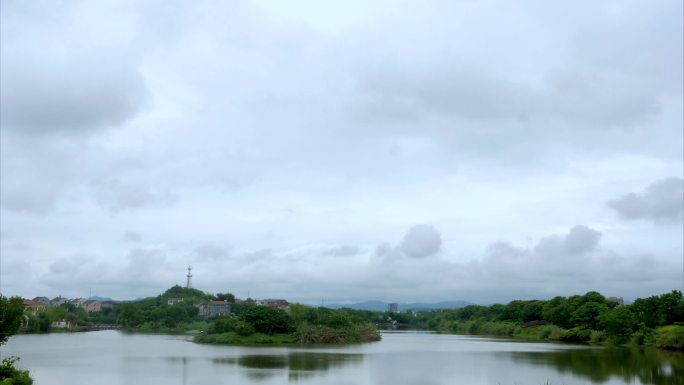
[186,266,193,288]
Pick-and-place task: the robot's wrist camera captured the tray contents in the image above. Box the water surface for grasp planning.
[2,331,681,385]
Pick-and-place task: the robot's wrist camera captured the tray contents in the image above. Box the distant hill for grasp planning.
[325,300,472,312]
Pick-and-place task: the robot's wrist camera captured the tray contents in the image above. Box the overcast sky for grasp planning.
[1,0,682,304]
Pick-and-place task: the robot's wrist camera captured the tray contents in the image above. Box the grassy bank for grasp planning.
[195,332,295,345]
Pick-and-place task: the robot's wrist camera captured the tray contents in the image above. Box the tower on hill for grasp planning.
[186,266,193,288]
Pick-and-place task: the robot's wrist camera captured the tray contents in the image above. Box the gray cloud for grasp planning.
[356,66,662,128]
[92,178,178,213]
[123,231,143,243]
[0,132,80,214]
[0,0,149,135]
[608,178,684,223]
[322,245,359,257]
[1,53,148,134]
[195,245,230,261]
[534,225,602,257]
[398,224,442,258]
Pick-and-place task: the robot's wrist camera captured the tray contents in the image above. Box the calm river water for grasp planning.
[2,331,682,385]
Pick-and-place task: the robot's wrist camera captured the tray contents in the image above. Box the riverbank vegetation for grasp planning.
[424,290,684,350]
[16,287,683,350]
[1,295,34,385]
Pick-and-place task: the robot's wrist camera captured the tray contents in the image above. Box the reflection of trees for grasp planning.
[508,348,684,385]
[212,352,362,382]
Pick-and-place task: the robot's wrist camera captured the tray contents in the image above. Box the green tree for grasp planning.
[570,302,608,330]
[0,296,24,344]
[214,293,236,303]
[658,290,684,325]
[240,306,293,335]
[598,307,635,340]
[521,301,544,322]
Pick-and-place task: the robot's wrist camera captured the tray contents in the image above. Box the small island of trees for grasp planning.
[115,286,381,345]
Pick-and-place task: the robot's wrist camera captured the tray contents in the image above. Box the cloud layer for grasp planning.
[1,0,682,303]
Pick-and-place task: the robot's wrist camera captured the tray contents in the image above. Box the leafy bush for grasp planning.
[0,358,32,385]
[589,330,606,344]
[653,325,684,350]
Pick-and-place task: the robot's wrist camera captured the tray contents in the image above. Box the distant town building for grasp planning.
[51,319,71,329]
[167,297,184,305]
[194,302,208,316]
[23,299,47,313]
[100,301,115,310]
[83,300,102,312]
[207,301,231,317]
[256,299,289,311]
[194,301,231,317]
[69,298,88,308]
[608,297,624,306]
[33,297,50,305]
[50,296,67,307]
[388,303,399,313]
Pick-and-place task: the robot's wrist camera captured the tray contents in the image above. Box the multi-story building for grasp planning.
[256,299,289,311]
[207,301,231,317]
[194,301,231,317]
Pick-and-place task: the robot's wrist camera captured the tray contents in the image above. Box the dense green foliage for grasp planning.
[653,325,684,350]
[0,358,33,385]
[288,304,381,344]
[426,290,684,349]
[0,296,33,384]
[197,303,381,345]
[0,297,24,344]
[117,286,212,332]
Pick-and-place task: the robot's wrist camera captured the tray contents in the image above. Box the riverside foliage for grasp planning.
[425,290,684,350]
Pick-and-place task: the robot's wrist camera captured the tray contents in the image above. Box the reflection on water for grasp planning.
[509,347,684,385]
[213,353,363,382]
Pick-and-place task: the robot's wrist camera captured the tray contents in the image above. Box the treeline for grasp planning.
[427,290,684,349]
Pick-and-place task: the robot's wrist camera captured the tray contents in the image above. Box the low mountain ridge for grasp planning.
[326,300,472,311]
